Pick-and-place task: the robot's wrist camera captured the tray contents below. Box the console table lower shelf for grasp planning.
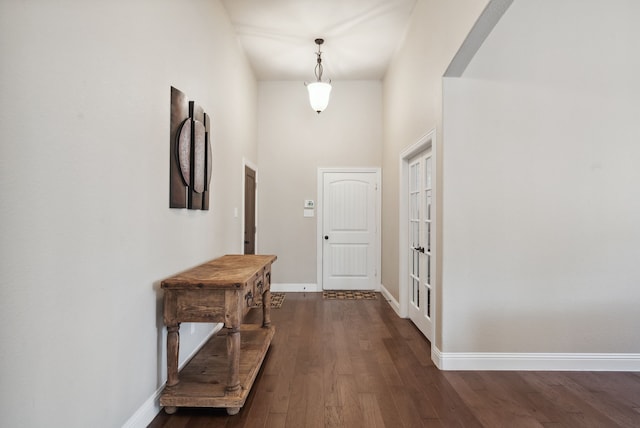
[160,324,275,415]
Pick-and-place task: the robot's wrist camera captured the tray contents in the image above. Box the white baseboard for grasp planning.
[121,385,162,428]
[431,346,640,371]
[379,283,401,316]
[121,325,223,428]
[272,283,390,294]
[271,283,320,292]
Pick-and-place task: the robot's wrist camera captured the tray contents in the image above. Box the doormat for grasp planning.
[322,291,378,300]
[251,292,285,308]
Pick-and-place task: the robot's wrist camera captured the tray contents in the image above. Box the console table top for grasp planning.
[161,254,277,290]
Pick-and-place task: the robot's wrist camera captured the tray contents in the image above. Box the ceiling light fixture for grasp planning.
[305,38,332,114]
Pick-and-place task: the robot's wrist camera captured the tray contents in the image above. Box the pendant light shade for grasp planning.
[305,38,331,114]
[307,81,332,113]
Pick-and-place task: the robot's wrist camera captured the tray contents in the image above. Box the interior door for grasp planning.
[244,166,256,254]
[322,171,379,290]
[408,150,433,340]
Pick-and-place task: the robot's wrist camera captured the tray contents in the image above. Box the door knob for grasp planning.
[324,235,329,240]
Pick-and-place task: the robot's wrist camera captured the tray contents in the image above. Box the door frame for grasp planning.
[317,167,381,291]
[242,158,258,254]
[399,130,436,330]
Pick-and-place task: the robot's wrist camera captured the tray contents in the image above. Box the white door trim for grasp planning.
[399,130,436,322]
[317,167,382,291]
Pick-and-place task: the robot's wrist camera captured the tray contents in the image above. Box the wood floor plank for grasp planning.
[566,371,640,408]
[323,406,343,428]
[240,373,278,428]
[334,374,363,427]
[148,293,640,428]
[264,320,299,415]
[330,318,355,375]
[264,412,286,428]
[476,372,547,428]
[519,372,625,428]
[283,369,309,426]
[322,333,340,407]
[388,384,433,428]
[490,372,558,425]
[443,371,534,427]
[552,372,640,428]
[358,393,387,428]
[421,368,485,427]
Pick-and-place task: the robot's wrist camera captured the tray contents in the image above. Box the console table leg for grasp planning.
[167,324,180,387]
[226,327,241,394]
[262,290,271,328]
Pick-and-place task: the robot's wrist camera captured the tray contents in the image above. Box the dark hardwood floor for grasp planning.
[148,292,640,427]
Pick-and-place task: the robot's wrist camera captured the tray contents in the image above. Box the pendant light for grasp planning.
[305,38,332,114]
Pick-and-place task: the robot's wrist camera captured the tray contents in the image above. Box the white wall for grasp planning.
[0,1,256,426]
[382,0,489,343]
[257,81,382,287]
[442,0,640,354]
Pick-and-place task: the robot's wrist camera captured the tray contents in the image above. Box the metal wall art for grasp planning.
[169,87,212,209]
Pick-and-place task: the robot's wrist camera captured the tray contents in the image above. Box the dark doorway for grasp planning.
[244,166,256,254]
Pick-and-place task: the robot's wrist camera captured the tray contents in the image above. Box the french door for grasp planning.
[408,150,433,340]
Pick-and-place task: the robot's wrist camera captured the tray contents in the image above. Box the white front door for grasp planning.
[408,150,433,340]
[321,170,379,290]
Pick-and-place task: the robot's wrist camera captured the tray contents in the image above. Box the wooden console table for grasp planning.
[159,254,277,415]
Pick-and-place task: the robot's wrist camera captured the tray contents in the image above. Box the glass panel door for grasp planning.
[407,149,433,341]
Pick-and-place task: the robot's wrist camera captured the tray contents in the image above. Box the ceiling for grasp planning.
[221,0,418,82]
